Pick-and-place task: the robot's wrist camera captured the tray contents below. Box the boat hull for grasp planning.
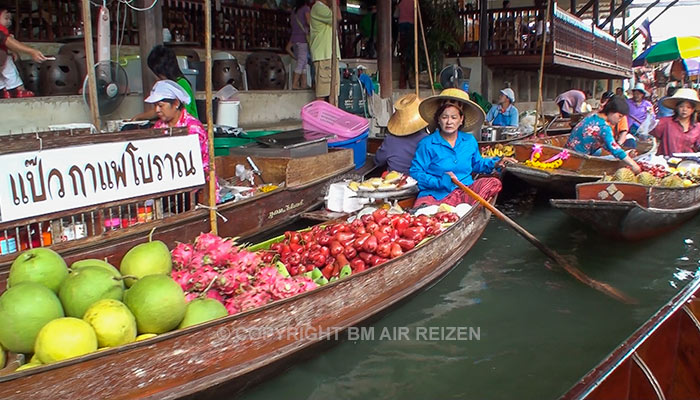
[0,199,493,399]
[551,182,700,239]
[561,275,700,400]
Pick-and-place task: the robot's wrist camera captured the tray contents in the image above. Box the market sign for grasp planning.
[0,135,205,223]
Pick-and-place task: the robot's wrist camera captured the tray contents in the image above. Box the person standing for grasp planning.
[0,6,46,98]
[554,89,587,118]
[626,82,654,133]
[485,88,518,126]
[287,0,311,90]
[396,0,414,89]
[310,0,340,101]
[650,88,700,156]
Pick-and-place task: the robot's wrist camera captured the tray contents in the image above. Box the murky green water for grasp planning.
[237,186,700,400]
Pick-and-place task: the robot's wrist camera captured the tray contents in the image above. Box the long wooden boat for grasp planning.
[551,181,700,240]
[504,135,655,196]
[0,128,355,281]
[0,194,495,398]
[561,274,700,400]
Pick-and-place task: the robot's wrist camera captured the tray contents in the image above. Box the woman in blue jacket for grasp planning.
[410,88,516,207]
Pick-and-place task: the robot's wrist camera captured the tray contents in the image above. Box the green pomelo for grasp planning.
[0,343,5,368]
[178,298,228,329]
[120,241,172,287]
[83,299,137,347]
[135,333,157,341]
[0,283,65,353]
[123,275,185,334]
[8,248,68,293]
[71,259,121,279]
[59,266,124,318]
[34,317,97,364]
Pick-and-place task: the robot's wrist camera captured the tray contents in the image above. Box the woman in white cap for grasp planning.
[485,88,519,127]
[409,88,516,207]
[626,82,655,132]
[650,88,700,156]
[146,80,211,177]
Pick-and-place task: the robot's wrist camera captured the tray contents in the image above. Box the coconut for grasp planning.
[0,283,65,353]
[83,299,137,348]
[59,266,124,318]
[8,248,68,293]
[34,318,98,364]
[123,275,186,334]
[120,237,172,287]
[178,298,228,329]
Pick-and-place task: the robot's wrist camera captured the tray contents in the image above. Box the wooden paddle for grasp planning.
[450,176,636,304]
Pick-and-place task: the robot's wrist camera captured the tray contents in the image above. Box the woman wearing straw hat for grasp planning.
[626,82,655,133]
[650,88,700,156]
[409,88,516,207]
[375,94,429,174]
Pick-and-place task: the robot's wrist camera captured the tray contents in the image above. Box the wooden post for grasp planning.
[570,0,576,13]
[205,0,218,234]
[137,0,163,101]
[330,0,339,106]
[609,0,615,34]
[592,0,599,26]
[417,6,434,96]
[479,0,489,98]
[413,0,419,96]
[533,0,552,137]
[377,0,392,99]
[81,0,100,130]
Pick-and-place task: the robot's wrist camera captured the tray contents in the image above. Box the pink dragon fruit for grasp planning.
[194,232,225,252]
[237,291,273,312]
[171,269,194,292]
[294,277,318,293]
[190,265,220,291]
[184,292,199,303]
[216,268,250,295]
[202,239,238,267]
[224,298,241,315]
[171,242,195,269]
[269,278,302,300]
[234,251,262,275]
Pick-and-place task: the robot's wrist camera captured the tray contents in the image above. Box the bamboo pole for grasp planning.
[330,0,339,106]
[413,0,419,96]
[81,0,101,130]
[533,0,552,137]
[417,5,434,96]
[205,0,218,234]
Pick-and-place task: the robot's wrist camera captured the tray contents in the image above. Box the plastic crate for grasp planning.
[301,100,369,143]
[214,130,281,156]
[327,130,368,169]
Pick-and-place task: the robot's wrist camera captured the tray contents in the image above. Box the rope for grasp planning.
[195,203,228,222]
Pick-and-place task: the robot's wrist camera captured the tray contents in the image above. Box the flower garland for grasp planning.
[524,144,570,169]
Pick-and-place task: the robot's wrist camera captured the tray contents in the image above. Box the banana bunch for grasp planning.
[481,144,515,158]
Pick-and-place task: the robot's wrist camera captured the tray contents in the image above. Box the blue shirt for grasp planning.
[409,130,499,200]
[485,104,519,126]
[565,114,627,160]
[374,129,428,174]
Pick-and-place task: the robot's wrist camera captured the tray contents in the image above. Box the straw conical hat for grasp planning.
[387,94,429,136]
[418,88,486,133]
[662,88,700,111]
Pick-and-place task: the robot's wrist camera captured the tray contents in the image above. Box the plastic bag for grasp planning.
[635,109,658,139]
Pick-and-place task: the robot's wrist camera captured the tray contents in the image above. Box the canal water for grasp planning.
[237,183,699,400]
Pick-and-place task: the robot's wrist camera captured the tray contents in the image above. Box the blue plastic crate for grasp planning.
[327,130,368,169]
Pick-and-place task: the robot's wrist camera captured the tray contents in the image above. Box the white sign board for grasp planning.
[0,135,205,222]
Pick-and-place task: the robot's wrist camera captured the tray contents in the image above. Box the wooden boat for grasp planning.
[504,135,655,196]
[561,274,700,400]
[0,194,495,398]
[0,128,355,280]
[551,181,700,240]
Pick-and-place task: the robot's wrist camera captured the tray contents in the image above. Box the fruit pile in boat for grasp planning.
[601,164,698,187]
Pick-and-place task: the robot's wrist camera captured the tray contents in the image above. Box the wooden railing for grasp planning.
[454,3,631,70]
[11,0,361,56]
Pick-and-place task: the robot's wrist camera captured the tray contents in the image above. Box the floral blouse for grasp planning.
[154,109,210,173]
[565,114,627,160]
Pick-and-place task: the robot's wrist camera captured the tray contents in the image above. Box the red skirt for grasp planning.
[414,177,502,208]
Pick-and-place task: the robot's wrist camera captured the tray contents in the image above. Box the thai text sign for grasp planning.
[0,135,205,222]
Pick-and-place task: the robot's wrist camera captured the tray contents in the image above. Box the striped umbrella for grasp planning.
[634,36,700,66]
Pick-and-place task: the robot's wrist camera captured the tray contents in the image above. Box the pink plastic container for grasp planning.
[301,100,369,143]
